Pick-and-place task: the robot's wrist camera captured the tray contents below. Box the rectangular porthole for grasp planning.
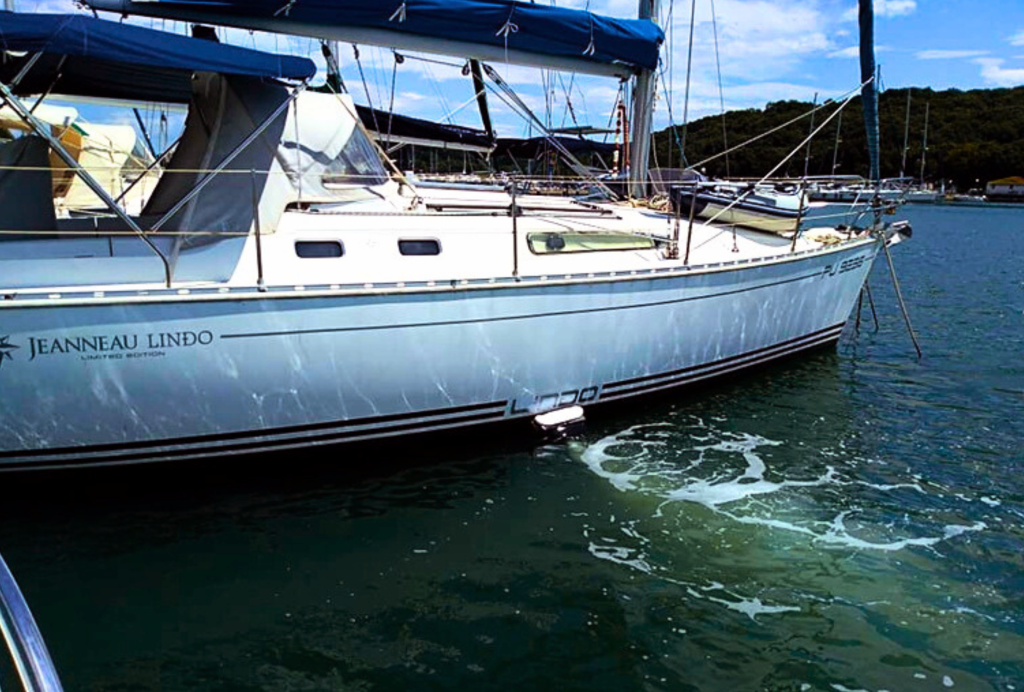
[398,239,441,256]
[526,231,655,255]
[295,241,344,258]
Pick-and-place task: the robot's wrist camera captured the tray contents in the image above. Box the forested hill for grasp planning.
[652,86,1024,190]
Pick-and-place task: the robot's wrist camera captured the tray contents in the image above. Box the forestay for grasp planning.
[84,0,664,77]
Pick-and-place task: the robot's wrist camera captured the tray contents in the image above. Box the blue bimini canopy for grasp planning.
[85,0,664,77]
[0,11,316,102]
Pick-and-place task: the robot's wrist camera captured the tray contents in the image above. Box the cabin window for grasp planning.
[295,241,344,258]
[399,239,441,256]
[527,231,656,255]
[321,127,389,187]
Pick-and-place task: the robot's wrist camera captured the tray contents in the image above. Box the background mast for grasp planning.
[629,0,659,199]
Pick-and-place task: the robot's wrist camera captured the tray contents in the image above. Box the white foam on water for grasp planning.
[952,606,997,622]
[812,513,987,552]
[690,582,800,621]
[585,534,801,620]
[704,594,801,621]
[579,420,983,552]
[577,425,676,492]
[577,419,998,627]
[586,542,655,575]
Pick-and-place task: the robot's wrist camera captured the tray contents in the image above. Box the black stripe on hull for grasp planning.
[599,330,844,402]
[0,325,848,471]
[601,323,846,397]
[0,400,508,462]
[0,409,510,472]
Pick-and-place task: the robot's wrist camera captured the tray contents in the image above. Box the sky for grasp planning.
[15,0,1024,142]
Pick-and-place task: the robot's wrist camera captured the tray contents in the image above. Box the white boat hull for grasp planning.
[0,238,878,470]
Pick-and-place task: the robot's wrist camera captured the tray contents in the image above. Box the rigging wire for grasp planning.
[425,62,456,125]
[556,72,580,131]
[352,44,381,135]
[709,0,729,177]
[386,52,400,150]
[654,64,686,167]
[603,81,626,141]
[831,108,843,175]
[371,47,388,120]
[678,0,697,165]
[555,0,590,132]
[482,65,615,196]
[803,92,818,178]
[688,79,871,170]
[665,0,675,170]
[392,53,467,70]
[438,90,491,126]
[693,85,863,248]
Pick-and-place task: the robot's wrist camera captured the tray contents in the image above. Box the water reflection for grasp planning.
[575,403,1022,691]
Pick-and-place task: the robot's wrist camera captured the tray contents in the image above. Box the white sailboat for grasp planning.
[0,3,906,470]
[666,176,809,236]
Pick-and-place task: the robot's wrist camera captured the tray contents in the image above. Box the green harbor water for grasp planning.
[0,204,1021,691]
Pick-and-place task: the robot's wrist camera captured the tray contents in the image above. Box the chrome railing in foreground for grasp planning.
[0,552,63,692]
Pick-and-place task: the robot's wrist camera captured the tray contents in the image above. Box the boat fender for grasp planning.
[533,406,586,442]
[889,220,912,239]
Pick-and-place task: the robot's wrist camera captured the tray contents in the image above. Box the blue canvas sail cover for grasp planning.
[85,0,664,77]
[0,11,316,101]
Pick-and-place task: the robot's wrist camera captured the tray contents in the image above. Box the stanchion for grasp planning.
[251,170,266,292]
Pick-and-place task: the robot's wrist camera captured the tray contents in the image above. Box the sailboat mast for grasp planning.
[803,92,818,178]
[859,0,880,186]
[900,89,912,179]
[629,0,659,198]
[920,101,930,185]
[831,109,843,175]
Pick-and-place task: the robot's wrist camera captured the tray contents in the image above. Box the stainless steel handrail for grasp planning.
[0,553,64,692]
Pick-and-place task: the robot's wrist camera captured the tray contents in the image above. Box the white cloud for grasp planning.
[656,0,837,84]
[829,46,861,59]
[829,45,891,59]
[916,49,990,60]
[975,58,1024,87]
[1011,30,1024,46]
[842,0,917,22]
[876,0,918,17]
